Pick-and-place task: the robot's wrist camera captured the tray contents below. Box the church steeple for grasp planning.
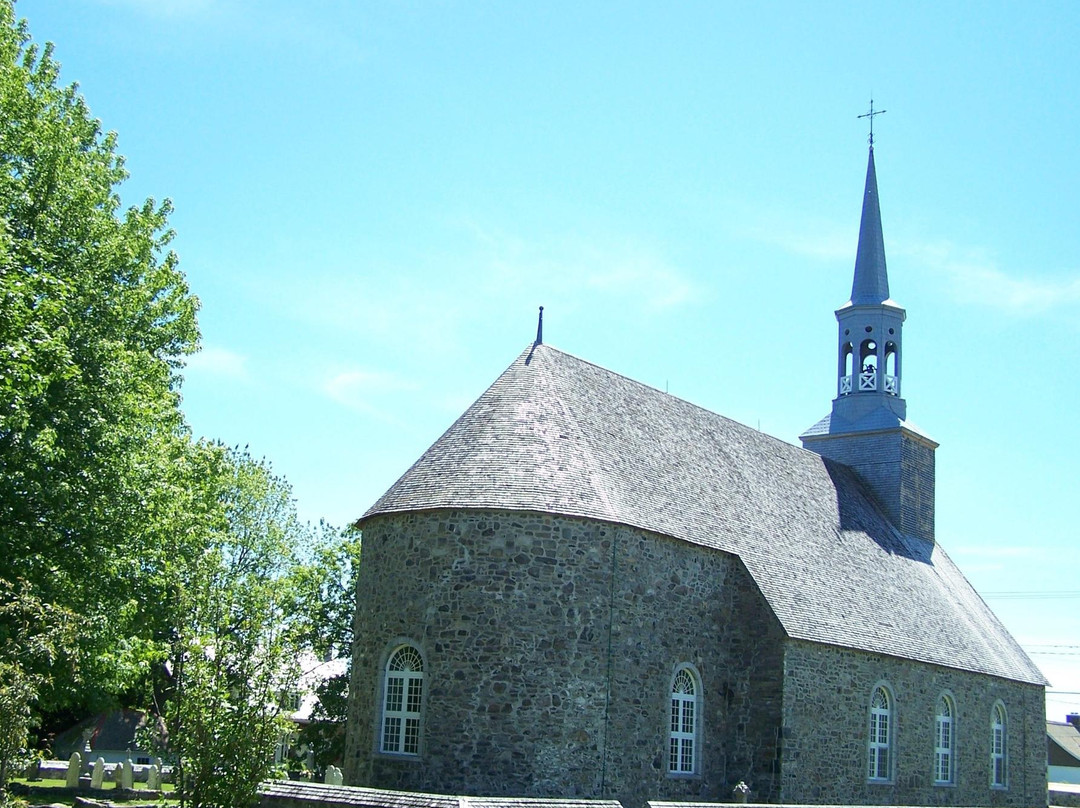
[801,143,938,544]
[849,146,890,306]
[832,146,907,413]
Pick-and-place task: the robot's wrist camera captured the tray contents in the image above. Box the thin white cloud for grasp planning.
[261,222,699,366]
[183,346,248,380]
[323,368,419,415]
[94,0,216,18]
[584,259,695,310]
[950,544,1045,560]
[89,0,366,65]
[738,216,854,264]
[898,240,1080,314]
[947,543,1047,574]
[748,209,1080,317]
[466,220,701,313]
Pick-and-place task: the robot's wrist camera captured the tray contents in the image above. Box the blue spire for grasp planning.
[849,146,890,306]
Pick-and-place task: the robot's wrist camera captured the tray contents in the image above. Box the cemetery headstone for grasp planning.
[121,758,134,789]
[147,763,161,790]
[65,752,82,788]
[90,757,105,789]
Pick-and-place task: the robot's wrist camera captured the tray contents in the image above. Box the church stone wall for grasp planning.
[779,640,1045,807]
[345,509,786,808]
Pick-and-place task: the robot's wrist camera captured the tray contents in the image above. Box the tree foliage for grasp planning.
[0,0,198,714]
[290,527,361,773]
[0,7,356,806]
[159,446,311,808]
[0,579,82,793]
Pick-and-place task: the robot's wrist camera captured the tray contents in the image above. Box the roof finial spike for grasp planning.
[535,306,544,346]
[858,97,886,147]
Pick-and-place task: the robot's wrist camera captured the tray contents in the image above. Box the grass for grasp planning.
[8,776,180,806]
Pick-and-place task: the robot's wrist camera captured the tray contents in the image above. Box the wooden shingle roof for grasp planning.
[363,344,1046,686]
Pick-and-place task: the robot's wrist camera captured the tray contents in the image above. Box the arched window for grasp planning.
[669,665,700,775]
[934,694,955,785]
[868,685,893,782]
[381,645,424,755]
[991,702,1008,788]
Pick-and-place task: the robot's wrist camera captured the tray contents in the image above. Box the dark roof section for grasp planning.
[364,344,1046,686]
[52,709,147,758]
[1049,721,1080,767]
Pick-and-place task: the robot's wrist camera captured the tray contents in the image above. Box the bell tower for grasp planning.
[801,143,938,544]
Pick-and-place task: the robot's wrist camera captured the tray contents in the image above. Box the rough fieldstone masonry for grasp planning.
[347,509,786,808]
[780,641,1045,806]
[345,511,1044,808]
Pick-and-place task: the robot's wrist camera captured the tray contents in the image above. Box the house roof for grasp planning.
[291,655,349,724]
[53,709,147,757]
[363,343,1046,686]
[259,780,623,808]
[1049,721,1080,765]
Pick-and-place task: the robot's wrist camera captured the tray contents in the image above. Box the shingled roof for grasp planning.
[363,343,1046,686]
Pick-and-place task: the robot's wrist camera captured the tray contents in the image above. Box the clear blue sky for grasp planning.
[18,0,1079,720]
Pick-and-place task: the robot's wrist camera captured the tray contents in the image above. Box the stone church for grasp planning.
[343,146,1047,807]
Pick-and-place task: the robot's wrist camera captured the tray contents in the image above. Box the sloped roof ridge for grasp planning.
[540,343,829,466]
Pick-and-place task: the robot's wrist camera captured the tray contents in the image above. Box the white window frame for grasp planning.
[867,685,894,783]
[668,664,702,777]
[991,701,1008,788]
[380,644,424,756]
[934,694,955,785]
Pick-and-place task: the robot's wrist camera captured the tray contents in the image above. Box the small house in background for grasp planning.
[289,655,349,729]
[274,653,349,771]
[1049,714,1080,785]
[53,708,151,765]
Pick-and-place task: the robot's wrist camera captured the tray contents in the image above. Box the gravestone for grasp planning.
[65,752,82,788]
[121,758,134,789]
[147,763,161,790]
[324,765,343,786]
[90,757,105,789]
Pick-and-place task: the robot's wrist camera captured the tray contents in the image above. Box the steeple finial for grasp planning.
[535,306,544,345]
[858,98,886,146]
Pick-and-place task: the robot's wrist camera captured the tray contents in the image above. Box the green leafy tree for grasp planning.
[159,446,312,808]
[290,527,360,773]
[0,580,82,795]
[0,0,199,716]
[0,14,341,808]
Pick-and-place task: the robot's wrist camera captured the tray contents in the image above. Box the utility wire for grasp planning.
[983,590,1080,600]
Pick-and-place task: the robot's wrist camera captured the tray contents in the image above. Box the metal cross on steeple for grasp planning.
[858,98,886,146]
